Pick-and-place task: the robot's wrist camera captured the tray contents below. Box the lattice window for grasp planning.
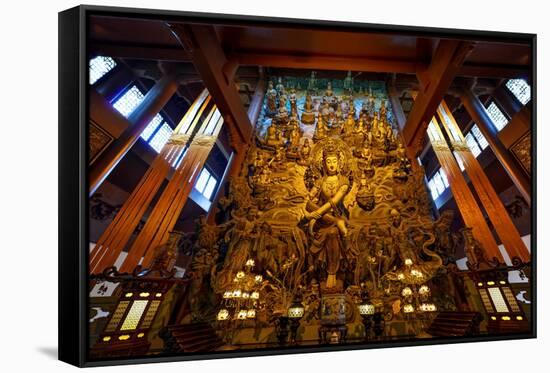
[140,300,161,329]
[485,101,509,131]
[141,114,164,141]
[502,287,521,312]
[465,133,482,157]
[427,169,449,201]
[149,122,173,153]
[470,124,489,150]
[112,85,145,118]
[479,289,495,313]
[120,300,149,331]
[439,168,449,188]
[487,287,510,313]
[428,179,438,200]
[506,79,531,105]
[104,301,130,332]
[453,151,466,171]
[427,120,443,142]
[194,168,218,200]
[89,56,117,85]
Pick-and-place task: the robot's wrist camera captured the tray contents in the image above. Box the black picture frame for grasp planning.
[59,4,537,367]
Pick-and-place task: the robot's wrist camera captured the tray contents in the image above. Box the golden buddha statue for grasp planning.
[301,94,315,124]
[287,121,302,151]
[274,96,289,125]
[304,141,350,289]
[314,116,328,141]
[300,138,312,161]
[275,77,285,97]
[342,112,355,135]
[289,89,298,115]
[324,81,334,98]
[264,122,283,147]
[266,81,278,117]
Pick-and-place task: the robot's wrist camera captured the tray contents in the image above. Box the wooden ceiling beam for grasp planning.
[167,23,253,144]
[231,51,527,79]
[90,42,193,63]
[233,52,421,74]
[401,40,474,153]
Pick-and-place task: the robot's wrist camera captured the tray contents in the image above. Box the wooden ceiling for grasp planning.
[89,14,531,80]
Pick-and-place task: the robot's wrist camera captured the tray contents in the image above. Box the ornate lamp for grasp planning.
[358,299,375,341]
[287,298,305,344]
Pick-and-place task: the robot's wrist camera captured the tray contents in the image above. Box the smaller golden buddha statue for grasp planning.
[300,138,312,161]
[289,89,298,115]
[274,96,289,125]
[314,116,328,140]
[325,81,334,98]
[342,112,355,135]
[287,122,302,151]
[275,77,285,97]
[264,122,283,147]
[301,94,315,124]
[266,81,278,117]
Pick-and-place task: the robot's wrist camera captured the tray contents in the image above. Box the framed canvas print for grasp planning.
[58,4,536,367]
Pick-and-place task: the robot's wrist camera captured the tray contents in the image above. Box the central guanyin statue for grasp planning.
[304,140,351,289]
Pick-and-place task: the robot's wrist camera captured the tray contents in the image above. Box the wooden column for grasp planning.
[437,101,529,262]
[492,85,523,118]
[120,106,225,272]
[168,23,254,145]
[89,73,180,196]
[206,76,266,223]
[388,85,420,172]
[426,118,503,261]
[459,87,531,205]
[89,90,210,274]
[95,67,135,103]
[402,40,473,155]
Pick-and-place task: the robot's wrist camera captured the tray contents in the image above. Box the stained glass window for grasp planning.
[141,114,164,141]
[194,167,218,200]
[485,101,509,131]
[149,122,173,153]
[506,79,531,105]
[113,85,144,118]
[89,56,117,85]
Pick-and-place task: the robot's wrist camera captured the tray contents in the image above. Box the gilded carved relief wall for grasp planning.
[183,74,462,345]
